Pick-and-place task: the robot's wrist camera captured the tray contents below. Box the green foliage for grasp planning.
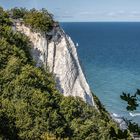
[125,120,140,135]
[120,89,140,111]
[120,89,140,136]
[109,127,131,139]
[8,7,54,32]
[8,7,27,19]
[23,8,54,32]
[93,94,111,121]
[0,7,132,140]
[0,110,19,139]
[0,7,12,26]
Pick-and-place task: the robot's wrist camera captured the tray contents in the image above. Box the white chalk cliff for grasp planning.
[15,22,95,106]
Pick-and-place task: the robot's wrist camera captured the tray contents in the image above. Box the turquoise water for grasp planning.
[61,22,140,124]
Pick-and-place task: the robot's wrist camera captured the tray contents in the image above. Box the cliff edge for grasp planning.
[15,22,95,106]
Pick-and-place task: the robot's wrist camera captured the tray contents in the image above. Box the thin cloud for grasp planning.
[107,10,140,18]
[129,11,140,17]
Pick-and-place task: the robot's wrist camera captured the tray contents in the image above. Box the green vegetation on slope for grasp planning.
[0,7,132,139]
[8,7,54,32]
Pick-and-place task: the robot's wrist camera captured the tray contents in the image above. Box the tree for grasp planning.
[120,89,140,111]
[0,7,12,26]
[23,8,54,32]
[8,7,27,19]
[120,89,140,136]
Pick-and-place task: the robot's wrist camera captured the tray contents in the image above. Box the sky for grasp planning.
[1,0,140,22]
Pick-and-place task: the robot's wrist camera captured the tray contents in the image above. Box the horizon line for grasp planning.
[60,21,140,23]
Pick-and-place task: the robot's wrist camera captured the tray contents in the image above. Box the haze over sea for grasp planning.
[61,22,140,124]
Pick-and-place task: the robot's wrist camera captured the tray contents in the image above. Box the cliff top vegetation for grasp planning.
[8,7,54,32]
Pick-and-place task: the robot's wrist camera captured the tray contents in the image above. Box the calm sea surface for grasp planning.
[61,22,140,124]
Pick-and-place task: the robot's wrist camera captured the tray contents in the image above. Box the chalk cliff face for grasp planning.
[15,23,95,106]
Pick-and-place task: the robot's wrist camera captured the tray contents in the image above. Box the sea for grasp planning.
[61,22,140,124]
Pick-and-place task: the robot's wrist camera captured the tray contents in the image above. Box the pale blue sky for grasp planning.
[1,0,140,21]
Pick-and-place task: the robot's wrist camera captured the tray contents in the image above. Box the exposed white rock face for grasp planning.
[15,23,95,106]
[111,113,128,130]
